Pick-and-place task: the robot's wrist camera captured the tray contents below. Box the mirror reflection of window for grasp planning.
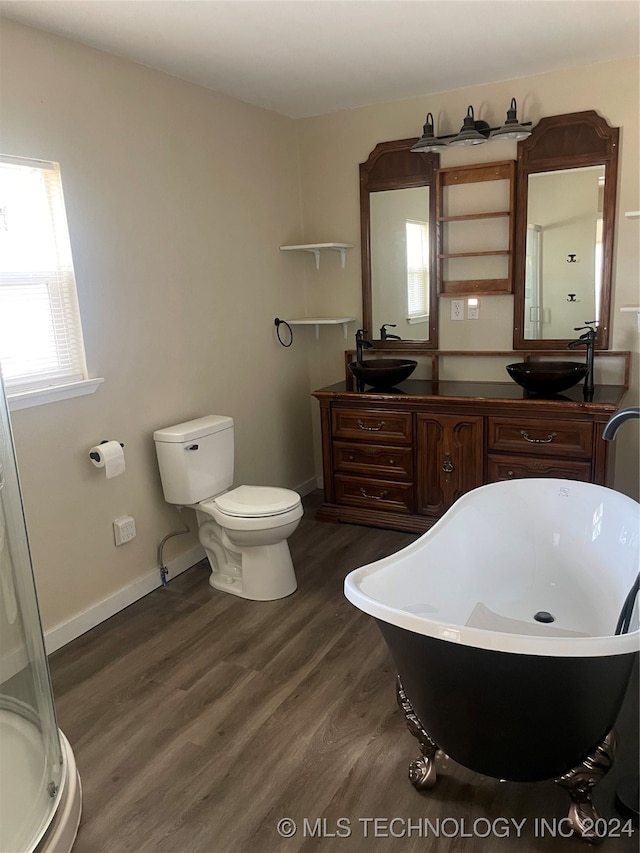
[370,185,430,340]
[405,220,429,324]
[524,224,542,339]
[594,216,603,322]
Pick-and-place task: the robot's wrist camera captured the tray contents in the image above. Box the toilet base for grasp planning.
[206,540,297,601]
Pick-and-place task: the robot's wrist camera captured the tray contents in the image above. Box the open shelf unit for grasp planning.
[436,161,515,296]
[282,317,356,339]
[279,242,354,270]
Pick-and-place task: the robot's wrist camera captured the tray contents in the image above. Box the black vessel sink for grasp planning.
[349,358,417,389]
[506,361,588,395]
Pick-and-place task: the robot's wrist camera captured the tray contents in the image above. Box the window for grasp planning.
[405,219,429,323]
[0,155,89,397]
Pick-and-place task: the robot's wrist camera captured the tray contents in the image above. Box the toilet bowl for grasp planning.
[197,485,302,600]
[154,416,302,601]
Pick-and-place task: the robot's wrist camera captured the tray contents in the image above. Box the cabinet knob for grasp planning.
[442,452,454,484]
[389,458,395,465]
[507,470,515,478]
[348,454,354,461]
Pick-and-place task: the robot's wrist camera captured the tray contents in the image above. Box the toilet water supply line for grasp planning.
[157,507,190,586]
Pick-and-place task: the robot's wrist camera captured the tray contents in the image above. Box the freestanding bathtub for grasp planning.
[345,479,639,839]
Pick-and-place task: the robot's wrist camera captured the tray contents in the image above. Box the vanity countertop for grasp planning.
[313,379,627,413]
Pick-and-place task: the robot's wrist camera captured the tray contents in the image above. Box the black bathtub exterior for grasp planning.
[376,619,638,782]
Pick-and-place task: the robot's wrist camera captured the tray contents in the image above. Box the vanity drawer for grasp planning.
[333,442,413,481]
[487,418,593,459]
[487,454,592,483]
[331,407,413,444]
[334,475,414,513]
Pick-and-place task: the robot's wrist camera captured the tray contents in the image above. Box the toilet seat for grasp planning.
[212,485,301,518]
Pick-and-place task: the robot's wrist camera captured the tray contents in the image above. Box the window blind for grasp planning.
[0,156,87,393]
[405,220,430,319]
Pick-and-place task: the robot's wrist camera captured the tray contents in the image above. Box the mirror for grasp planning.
[514,111,619,350]
[360,139,439,349]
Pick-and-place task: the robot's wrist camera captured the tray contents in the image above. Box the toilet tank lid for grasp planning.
[153,415,233,443]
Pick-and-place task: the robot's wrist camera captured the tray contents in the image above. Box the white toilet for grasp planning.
[154,415,302,600]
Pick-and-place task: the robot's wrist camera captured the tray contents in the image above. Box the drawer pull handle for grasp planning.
[442,452,454,484]
[360,487,388,501]
[520,430,557,444]
[357,419,385,431]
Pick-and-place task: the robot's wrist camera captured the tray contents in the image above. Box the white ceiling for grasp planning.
[1,0,639,118]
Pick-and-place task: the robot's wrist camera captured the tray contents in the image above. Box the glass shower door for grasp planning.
[0,374,64,852]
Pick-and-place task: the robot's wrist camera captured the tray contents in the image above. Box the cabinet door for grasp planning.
[416,413,484,517]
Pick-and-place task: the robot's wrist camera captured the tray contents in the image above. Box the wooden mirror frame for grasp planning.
[360,139,440,350]
[513,110,619,350]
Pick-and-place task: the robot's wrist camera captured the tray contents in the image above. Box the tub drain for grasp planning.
[534,611,555,624]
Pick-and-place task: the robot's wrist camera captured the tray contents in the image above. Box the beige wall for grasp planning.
[1,20,638,641]
[296,58,640,499]
[0,20,317,633]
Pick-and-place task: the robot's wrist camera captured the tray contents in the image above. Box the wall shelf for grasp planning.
[284,317,356,339]
[624,211,640,219]
[620,306,640,331]
[279,242,354,270]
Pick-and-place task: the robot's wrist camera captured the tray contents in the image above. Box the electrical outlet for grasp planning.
[450,299,465,321]
[113,515,136,545]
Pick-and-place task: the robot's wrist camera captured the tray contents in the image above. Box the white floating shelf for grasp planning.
[285,317,356,339]
[279,242,354,270]
[624,211,640,219]
[620,305,640,331]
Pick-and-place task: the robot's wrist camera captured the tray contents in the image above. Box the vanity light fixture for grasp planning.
[490,98,532,141]
[410,112,448,153]
[448,106,491,147]
[411,99,531,153]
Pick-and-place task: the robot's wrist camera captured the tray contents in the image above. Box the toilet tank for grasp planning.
[153,415,234,505]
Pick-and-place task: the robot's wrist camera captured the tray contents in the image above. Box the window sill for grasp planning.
[7,378,104,411]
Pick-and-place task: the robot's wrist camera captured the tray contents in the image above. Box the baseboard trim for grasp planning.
[18,480,320,662]
[44,544,205,655]
[295,476,319,497]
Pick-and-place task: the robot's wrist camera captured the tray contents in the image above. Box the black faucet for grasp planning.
[603,407,640,441]
[567,322,597,399]
[355,329,373,363]
[380,323,401,341]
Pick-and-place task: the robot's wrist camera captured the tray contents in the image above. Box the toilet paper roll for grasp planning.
[89,441,126,479]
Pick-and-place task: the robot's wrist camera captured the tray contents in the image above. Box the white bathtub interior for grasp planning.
[346,480,640,654]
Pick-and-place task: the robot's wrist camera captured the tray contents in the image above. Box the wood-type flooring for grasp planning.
[49,493,639,852]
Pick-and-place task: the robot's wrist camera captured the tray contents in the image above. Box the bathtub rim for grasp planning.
[344,479,640,658]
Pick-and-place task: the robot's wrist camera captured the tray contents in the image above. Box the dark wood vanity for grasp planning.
[313,379,627,533]
[315,109,628,533]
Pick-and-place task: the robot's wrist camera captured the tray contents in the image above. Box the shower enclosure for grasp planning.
[0,376,81,852]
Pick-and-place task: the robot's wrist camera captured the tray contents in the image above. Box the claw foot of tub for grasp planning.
[555,730,617,844]
[396,676,440,790]
[408,756,437,790]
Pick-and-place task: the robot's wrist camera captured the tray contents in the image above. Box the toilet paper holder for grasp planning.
[89,441,124,462]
